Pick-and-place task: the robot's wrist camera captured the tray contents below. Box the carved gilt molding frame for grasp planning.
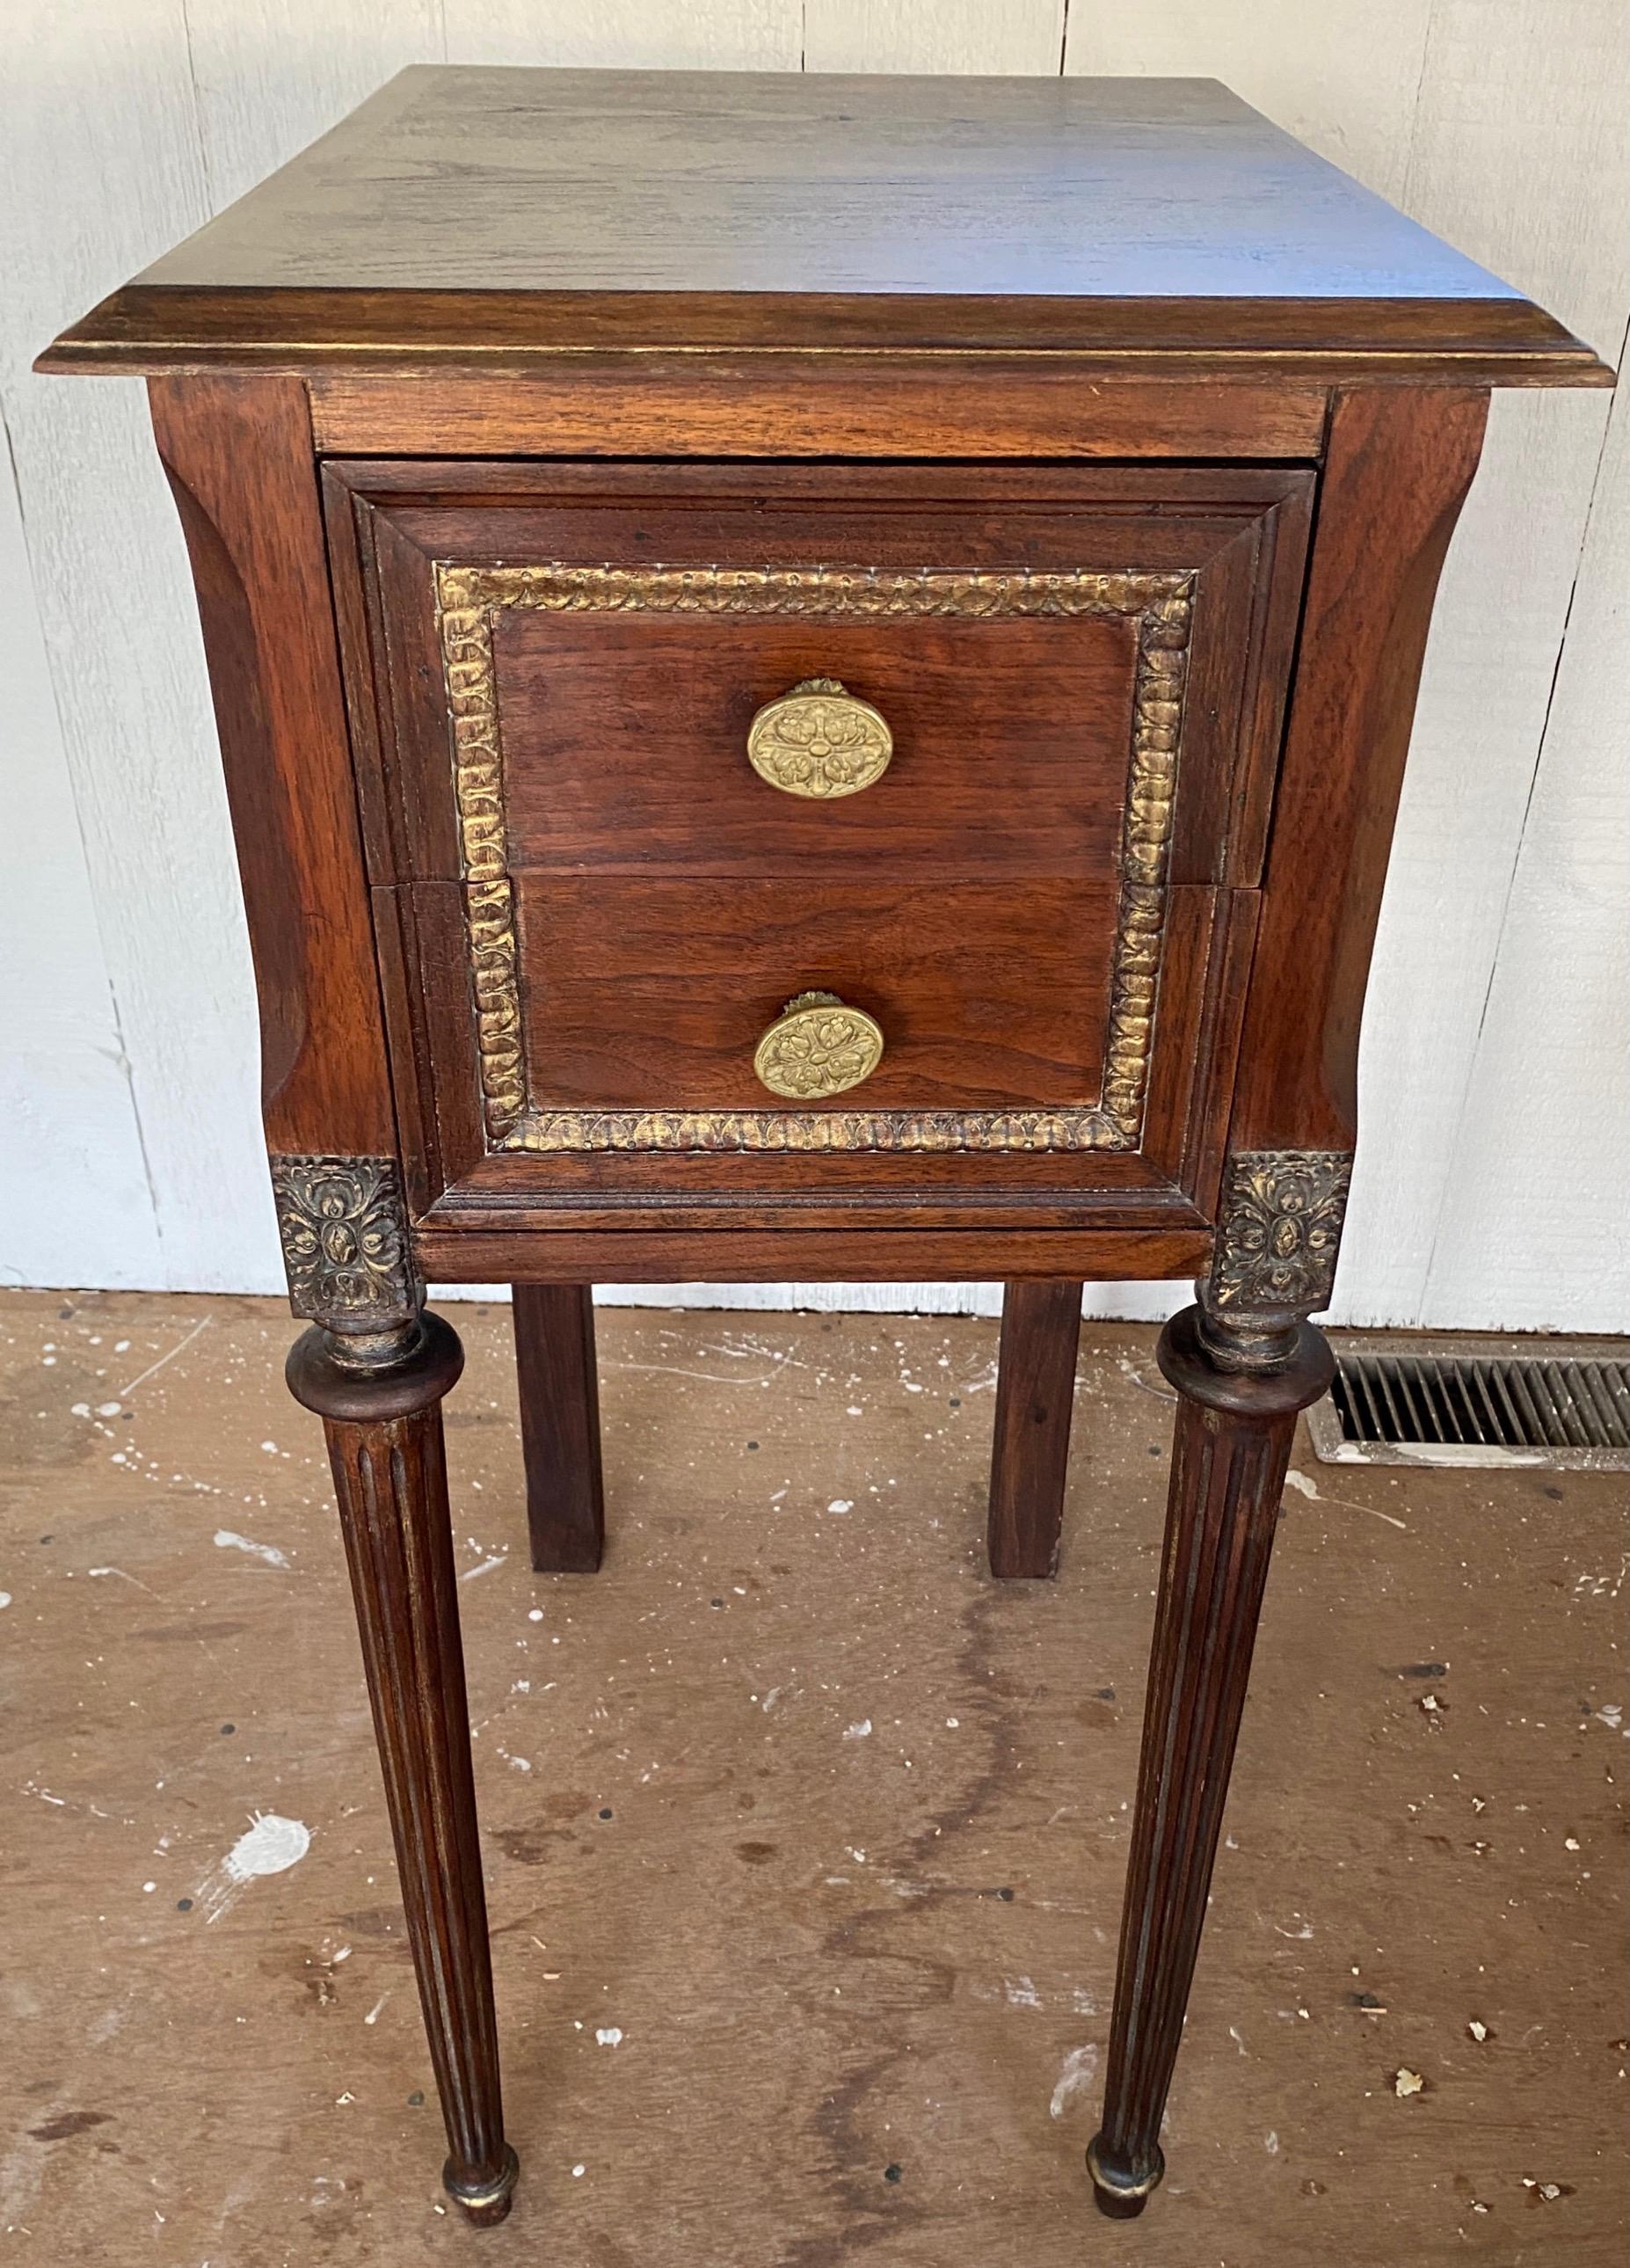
[434,563,1194,1156]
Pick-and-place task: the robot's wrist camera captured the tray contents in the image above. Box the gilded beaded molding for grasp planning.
[434,563,1194,1155]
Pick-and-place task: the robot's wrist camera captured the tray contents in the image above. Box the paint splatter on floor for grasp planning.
[197,1812,312,1922]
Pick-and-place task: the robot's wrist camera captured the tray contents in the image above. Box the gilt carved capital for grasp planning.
[270,1154,420,1332]
[1204,1149,1353,1353]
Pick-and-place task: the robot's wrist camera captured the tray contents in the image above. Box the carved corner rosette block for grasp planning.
[1206,1149,1353,1335]
[270,1154,420,1332]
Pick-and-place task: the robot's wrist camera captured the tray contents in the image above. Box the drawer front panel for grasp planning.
[489,609,1136,876]
[329,462,1312,1224]
[513,874,1114,1116]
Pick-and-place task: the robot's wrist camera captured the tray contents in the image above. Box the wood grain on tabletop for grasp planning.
[3,1289,1624,2265]
[38,69,1610,376]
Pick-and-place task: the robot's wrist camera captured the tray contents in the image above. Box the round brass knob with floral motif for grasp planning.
[753,992,885,1100]
[746,679,892,799]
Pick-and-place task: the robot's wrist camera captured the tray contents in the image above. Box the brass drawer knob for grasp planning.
[746,678,892,799]
[753,991,884,1099]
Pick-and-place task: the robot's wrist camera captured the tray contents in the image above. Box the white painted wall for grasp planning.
[2,3,1626,1330]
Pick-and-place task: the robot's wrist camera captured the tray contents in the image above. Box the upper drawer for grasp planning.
[330,462,1313,894]
[448,604,1139,879]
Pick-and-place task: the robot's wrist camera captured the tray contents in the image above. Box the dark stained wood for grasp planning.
[986,1282,1083,1579]
[40,70,1612,383]
[419,877,1234,1210]
[333,450,1311,530]
[414,1226,1217,1285]
[394,875,1249,1226]
[1170,892,1262,1225]
[47,292,1610,383]
[491,614,1137,879]
[285,1313,518,2224]
[518,875,1115,1113]
[309,366,1333,460]
[379,882,1248,1236]
[1228,388,1490,1154]
[417,1158,1208,1224]
[513,1285,605,1574]
[324,458,1306,1236]
[1087,1304,1335,2218]
[148,376,395,1156]
[334,457,1312,893]
[389,872,1255,1226]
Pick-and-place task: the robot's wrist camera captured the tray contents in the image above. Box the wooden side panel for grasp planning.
[1227,387,1489,1155]
[148,375,394,1156]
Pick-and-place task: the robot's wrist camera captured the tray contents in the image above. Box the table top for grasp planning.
[41,67,1610,382]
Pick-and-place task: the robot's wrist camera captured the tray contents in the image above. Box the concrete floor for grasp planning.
[1,1290,1625,2268]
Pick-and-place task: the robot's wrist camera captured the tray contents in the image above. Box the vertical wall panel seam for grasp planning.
[1397,0,1444,217]
[177,0,220,211]
[0,395,167,1265]
[1421,339,1628,1319]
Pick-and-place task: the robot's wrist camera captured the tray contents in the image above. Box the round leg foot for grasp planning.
[1087,2133,1163,2220]
[445,2145,520,2226]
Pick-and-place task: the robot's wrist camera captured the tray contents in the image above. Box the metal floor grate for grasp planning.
[1305,1334,1630,1469]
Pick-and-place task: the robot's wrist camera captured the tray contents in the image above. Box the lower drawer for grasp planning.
[517,875,1114,1112]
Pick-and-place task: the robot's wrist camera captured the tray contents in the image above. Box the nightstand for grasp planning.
[41,65,1612,2228]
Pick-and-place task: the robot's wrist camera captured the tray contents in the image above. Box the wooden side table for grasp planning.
[42,67,1611,2228]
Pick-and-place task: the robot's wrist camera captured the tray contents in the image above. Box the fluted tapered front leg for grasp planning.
[287,1313,518,2226]
[1088,1303,1333,2218]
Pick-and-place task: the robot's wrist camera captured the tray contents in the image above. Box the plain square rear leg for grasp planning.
[986,1280,1083,1579]
[513,1284,605,1572]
